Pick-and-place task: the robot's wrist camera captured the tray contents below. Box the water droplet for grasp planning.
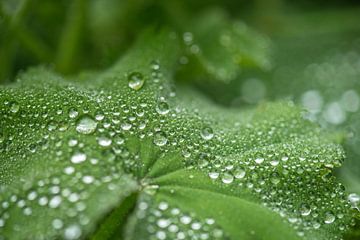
[71,152,87,164]
[64,224,82,240]
[128,72,145,90]
[180,215,192,224]
[52,219,64,229]
[68,108,78,119]
[270,159,279,166]
[299,203,311,216]
[82,175,94,184]
[221,173,234,184]
[324,211,335,224]
[76,115,97,134]
[234,168,246,179]
[157,218,171,228]
[348,193,360,210]
[153,131,168,146]
[208,172,219,179]
[255,157,264,164]
[270,172,280,185]
[121,122,132,131]
[156,101,170,115]
[10,102,20,113]
[200,127,214,140]
[49,196,62,208]
[97,136,112,147]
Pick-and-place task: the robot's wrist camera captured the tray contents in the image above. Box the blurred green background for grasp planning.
[1,0,360,237]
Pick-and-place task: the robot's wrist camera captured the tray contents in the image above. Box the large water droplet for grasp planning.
[10,102,20,113]
[156,101,170,115]
[324,211,335,224]
[71,152,87,164]
[128,72,145,90]
[153,131,168,146]
[98,136,112,147]
[200,127,214,140]
[76,115,97,134]
[234,168,246,179]
[348,193,360,210]
[299,203,311,216]
[64,224,82,240]
[221,173,234,184]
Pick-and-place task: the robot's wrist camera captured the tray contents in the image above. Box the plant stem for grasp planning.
[55,0,87,74]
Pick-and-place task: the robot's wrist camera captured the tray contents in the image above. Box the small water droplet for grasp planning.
[10,102,20,113]
[128,72,145,90]
[76,115,97,134]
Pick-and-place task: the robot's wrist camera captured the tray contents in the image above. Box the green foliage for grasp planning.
[0,30,357,240]
[1,0,360,239]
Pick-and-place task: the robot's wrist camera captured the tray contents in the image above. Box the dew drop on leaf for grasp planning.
[200,127,214,140]
[348,193,360,210]
[64,224,82,240]
[153,131,168,146]
[221,173,234,184]
[97,136,112,147]
[128,72,145,90]
[68,108,79,119]
[71,152,87,164]
[10,102,20,113]
[234,168,246,179]
[299,203,312,216]
[324,211,335,224]
[76,115,97,134]
[208,172,219,179]
[156,101,170,115]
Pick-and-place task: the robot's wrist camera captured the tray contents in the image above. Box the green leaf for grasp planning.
[177,8,272,83]
[0,29,355,240]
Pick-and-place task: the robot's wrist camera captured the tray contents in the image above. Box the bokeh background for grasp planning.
[1,0,360,237]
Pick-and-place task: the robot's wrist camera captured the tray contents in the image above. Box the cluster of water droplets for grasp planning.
[133,198,226,240]
[0,49,356,240]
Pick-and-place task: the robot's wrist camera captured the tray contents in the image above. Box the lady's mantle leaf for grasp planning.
[0,30,355,240]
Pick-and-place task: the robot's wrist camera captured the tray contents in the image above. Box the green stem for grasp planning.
[55,0,87,74]
[0,0,52,83]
